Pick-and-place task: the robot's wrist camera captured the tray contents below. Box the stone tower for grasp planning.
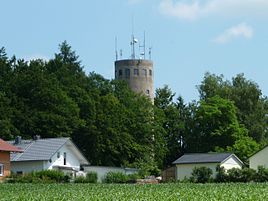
[114,59,154,100]
[114,35,154,101]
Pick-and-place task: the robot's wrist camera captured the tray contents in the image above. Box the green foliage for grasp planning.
[86,171,98,183]
[255,166,268,182]
[103,172,128,183]
[191,167,213,183]
[7,170,69,183]
[198,72,268,143]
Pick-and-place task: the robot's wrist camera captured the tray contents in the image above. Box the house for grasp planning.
[8,136,89,176]
[0,138,22,180]
[172,153,243,181]
[249,146,268,170]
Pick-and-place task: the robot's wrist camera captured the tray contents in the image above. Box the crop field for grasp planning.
[0,183,268,201]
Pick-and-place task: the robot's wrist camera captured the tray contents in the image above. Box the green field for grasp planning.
[0,183,268,201]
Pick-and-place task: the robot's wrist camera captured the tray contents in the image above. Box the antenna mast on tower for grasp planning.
[115,37,118,61]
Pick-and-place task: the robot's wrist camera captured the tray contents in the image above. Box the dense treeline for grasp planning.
[0,42,267,172]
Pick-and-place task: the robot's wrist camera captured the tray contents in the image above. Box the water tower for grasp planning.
[114,34,154,101]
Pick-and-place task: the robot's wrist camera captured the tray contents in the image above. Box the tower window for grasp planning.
[149,70,152,76]
[142,69,147,76]
[125,68,130,78]
[134,69,139,76]
[146,89,150,95]
[119,70,123,76]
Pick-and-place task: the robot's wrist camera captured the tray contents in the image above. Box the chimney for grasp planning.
[15,136,22,144]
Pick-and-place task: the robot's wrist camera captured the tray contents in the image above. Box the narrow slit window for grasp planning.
[64,152,67,165]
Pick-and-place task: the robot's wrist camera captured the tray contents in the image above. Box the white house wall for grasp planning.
[46,144,81,171]
[176,163,218,180]
[249,147,268,170]
[11,161,45,174]
[84,166,139,182]
[221,156,242,170]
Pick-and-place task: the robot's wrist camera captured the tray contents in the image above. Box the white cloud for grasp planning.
[213,23,253,44]
[159,0,268,21]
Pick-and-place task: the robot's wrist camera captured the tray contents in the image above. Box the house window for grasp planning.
[64,152,67,165]
[0,164,3,176]
[142,69,147,77]
[125,68,130,78]
[57,152,60,158]
[134,69,139,76]
[149,70,152,76]
[119,69,122,76]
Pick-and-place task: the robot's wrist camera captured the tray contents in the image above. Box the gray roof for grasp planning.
[172,153,234,164]
[9,138,69,162]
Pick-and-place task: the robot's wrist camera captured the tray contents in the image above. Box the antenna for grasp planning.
[120,49,123,59]
[130,15,138,59]
[115,37,118,60]
[149,47,152,60]
[139,31,146,59]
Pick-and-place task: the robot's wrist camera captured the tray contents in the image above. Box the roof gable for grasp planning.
[0,138,22,152]
[172,153,233,164]
[9,138,69,161]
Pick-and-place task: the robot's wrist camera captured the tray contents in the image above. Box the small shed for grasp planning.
[249,146,268,170]
[172,153,243,181]
[0,138,22,180]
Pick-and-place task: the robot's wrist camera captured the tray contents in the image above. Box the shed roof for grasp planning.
[0,138,23,152]
[172,153,237,164]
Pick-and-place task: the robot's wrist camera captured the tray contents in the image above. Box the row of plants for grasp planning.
[6,170,70,183]
[188,166,268,183]
[6,170,142,184]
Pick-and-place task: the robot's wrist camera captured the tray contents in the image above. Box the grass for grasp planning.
[0,183,268,200]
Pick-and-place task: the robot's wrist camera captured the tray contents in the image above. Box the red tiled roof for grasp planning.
[0,138,23,152]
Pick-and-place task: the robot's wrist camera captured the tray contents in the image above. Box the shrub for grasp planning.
[215,165,228,183]
[240,168,256,182]
[191,167,213,183]
[33,170,67,183]
[104,172,128,183]
[74,176,87,183]
[86,171,98,183]
[127,173,141,183]
[255,166,268,182]
[226,168,256,183]
[6,170,69,183]
[226,168,242,182]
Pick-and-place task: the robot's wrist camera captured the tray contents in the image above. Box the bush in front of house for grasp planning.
[216,166,262,183]
[86,171,98,183]
[6,170,69,183]
[74,171,98,183]
[104,172,128,183]
[33,170,69,183]
[190,167,213,183]
[254,166,268,182]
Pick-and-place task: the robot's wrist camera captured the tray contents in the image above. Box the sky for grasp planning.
[1,0,268,102]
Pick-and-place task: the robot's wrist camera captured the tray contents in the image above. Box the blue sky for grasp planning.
[2,0,268,102]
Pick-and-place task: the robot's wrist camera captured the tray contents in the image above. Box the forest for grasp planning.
[0,41,267,173]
